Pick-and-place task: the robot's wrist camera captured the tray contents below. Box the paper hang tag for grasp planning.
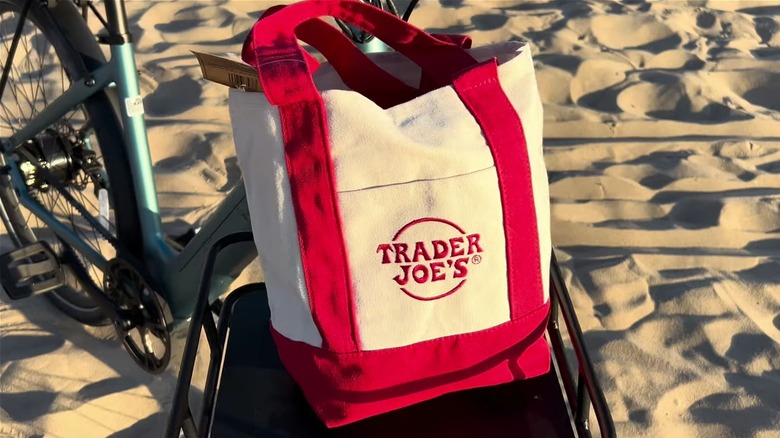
[191,50,263,93]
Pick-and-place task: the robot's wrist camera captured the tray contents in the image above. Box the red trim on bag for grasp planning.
[452,59,544,318]
[279,101,358,353]
[400,280,465,301]
[392,217,466,239]
[271,301,551,427]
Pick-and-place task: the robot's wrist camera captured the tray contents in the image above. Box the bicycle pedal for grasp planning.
[0,241,66,300]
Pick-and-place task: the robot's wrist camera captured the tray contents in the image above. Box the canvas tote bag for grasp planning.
[229,0,552,427]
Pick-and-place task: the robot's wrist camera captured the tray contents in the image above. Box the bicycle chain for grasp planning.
[58,236,106,300]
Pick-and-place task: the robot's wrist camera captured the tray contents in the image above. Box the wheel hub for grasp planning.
[19,127,104,193]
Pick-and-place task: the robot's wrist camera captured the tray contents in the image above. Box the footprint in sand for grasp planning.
[470,13,508,31]
[713,279,780,347]
[590,14,680,52]
[696,11,718,30]
[534,54,582,74]
[0,390,57,423]
[753,16,778,45]
[570,57,632,111]
[151,129,234,191]
[719,198,780,233]
[617,72,745,122]
[758,160,780,174]
[438,0,465,9]
[144,76,202,117]
[576,256,655,330]
[708,70,780,113]
[668,198,723,229]
[715,140,773,160]
[646,50,705,70]
[136,2,244,46]
[536,65,574,105]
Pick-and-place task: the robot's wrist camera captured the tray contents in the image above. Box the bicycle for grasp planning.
[0,0,417,374]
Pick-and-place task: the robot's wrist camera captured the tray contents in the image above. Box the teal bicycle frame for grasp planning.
[0,0,389,320]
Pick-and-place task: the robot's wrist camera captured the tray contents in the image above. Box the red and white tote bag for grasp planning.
[229,0,552,428]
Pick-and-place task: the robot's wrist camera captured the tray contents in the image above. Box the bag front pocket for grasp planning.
[335,166,518,351]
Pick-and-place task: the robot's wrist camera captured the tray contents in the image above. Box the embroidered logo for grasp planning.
[377,218,484,301]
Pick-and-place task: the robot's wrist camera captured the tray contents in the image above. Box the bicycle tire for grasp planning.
[0,0,143,325]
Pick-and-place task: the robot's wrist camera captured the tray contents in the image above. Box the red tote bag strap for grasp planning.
[246,5,419,107]
[452,60,544,318]
[251,5,472,68]
[434,34,472,49]
[245,0,477,106]
[246,4,474,107]
[420,34,472,91]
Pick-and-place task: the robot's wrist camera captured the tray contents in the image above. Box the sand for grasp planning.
[1,0,779,436]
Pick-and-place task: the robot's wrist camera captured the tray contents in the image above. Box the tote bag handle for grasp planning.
[244,5,472,107]
[244,0,477,106]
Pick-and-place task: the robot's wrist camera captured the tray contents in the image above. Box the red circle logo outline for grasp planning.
[390,218,473,301]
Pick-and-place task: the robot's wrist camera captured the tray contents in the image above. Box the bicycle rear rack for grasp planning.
[165,232,615,438]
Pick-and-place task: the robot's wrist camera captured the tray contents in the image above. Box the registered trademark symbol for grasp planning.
[472,255,482,264]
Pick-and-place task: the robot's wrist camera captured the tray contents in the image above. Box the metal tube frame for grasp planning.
[547,253,616,438]
[163,231,255,438]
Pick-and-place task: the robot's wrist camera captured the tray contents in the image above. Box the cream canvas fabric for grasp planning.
[229,41,550,350]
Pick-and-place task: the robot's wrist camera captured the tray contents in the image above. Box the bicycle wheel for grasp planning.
[0,0,142,325]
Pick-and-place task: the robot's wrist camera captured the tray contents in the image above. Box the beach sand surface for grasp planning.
[1,1,779,436]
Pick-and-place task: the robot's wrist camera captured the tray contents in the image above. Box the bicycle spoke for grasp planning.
[1,12,65,130]
[70,188,113,281]
[8,49,36,121]
[33,191,53,236]
[0,16,23,128]
[63,109,77,126]
[31,29,49,112]
[0,100,17,128]
[3,64,27,124]
[24,19,54,121]
[86,223,105,280]
[23,208,33,229]
[45,192,63,233]
[75,187,101,215]
[76,188,112,240]
[20,18,36,115]
[1,15,36,125]
[56,192,82,246]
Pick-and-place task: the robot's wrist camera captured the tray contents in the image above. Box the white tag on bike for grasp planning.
[124,96,144,117]
[98,188,110,231]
